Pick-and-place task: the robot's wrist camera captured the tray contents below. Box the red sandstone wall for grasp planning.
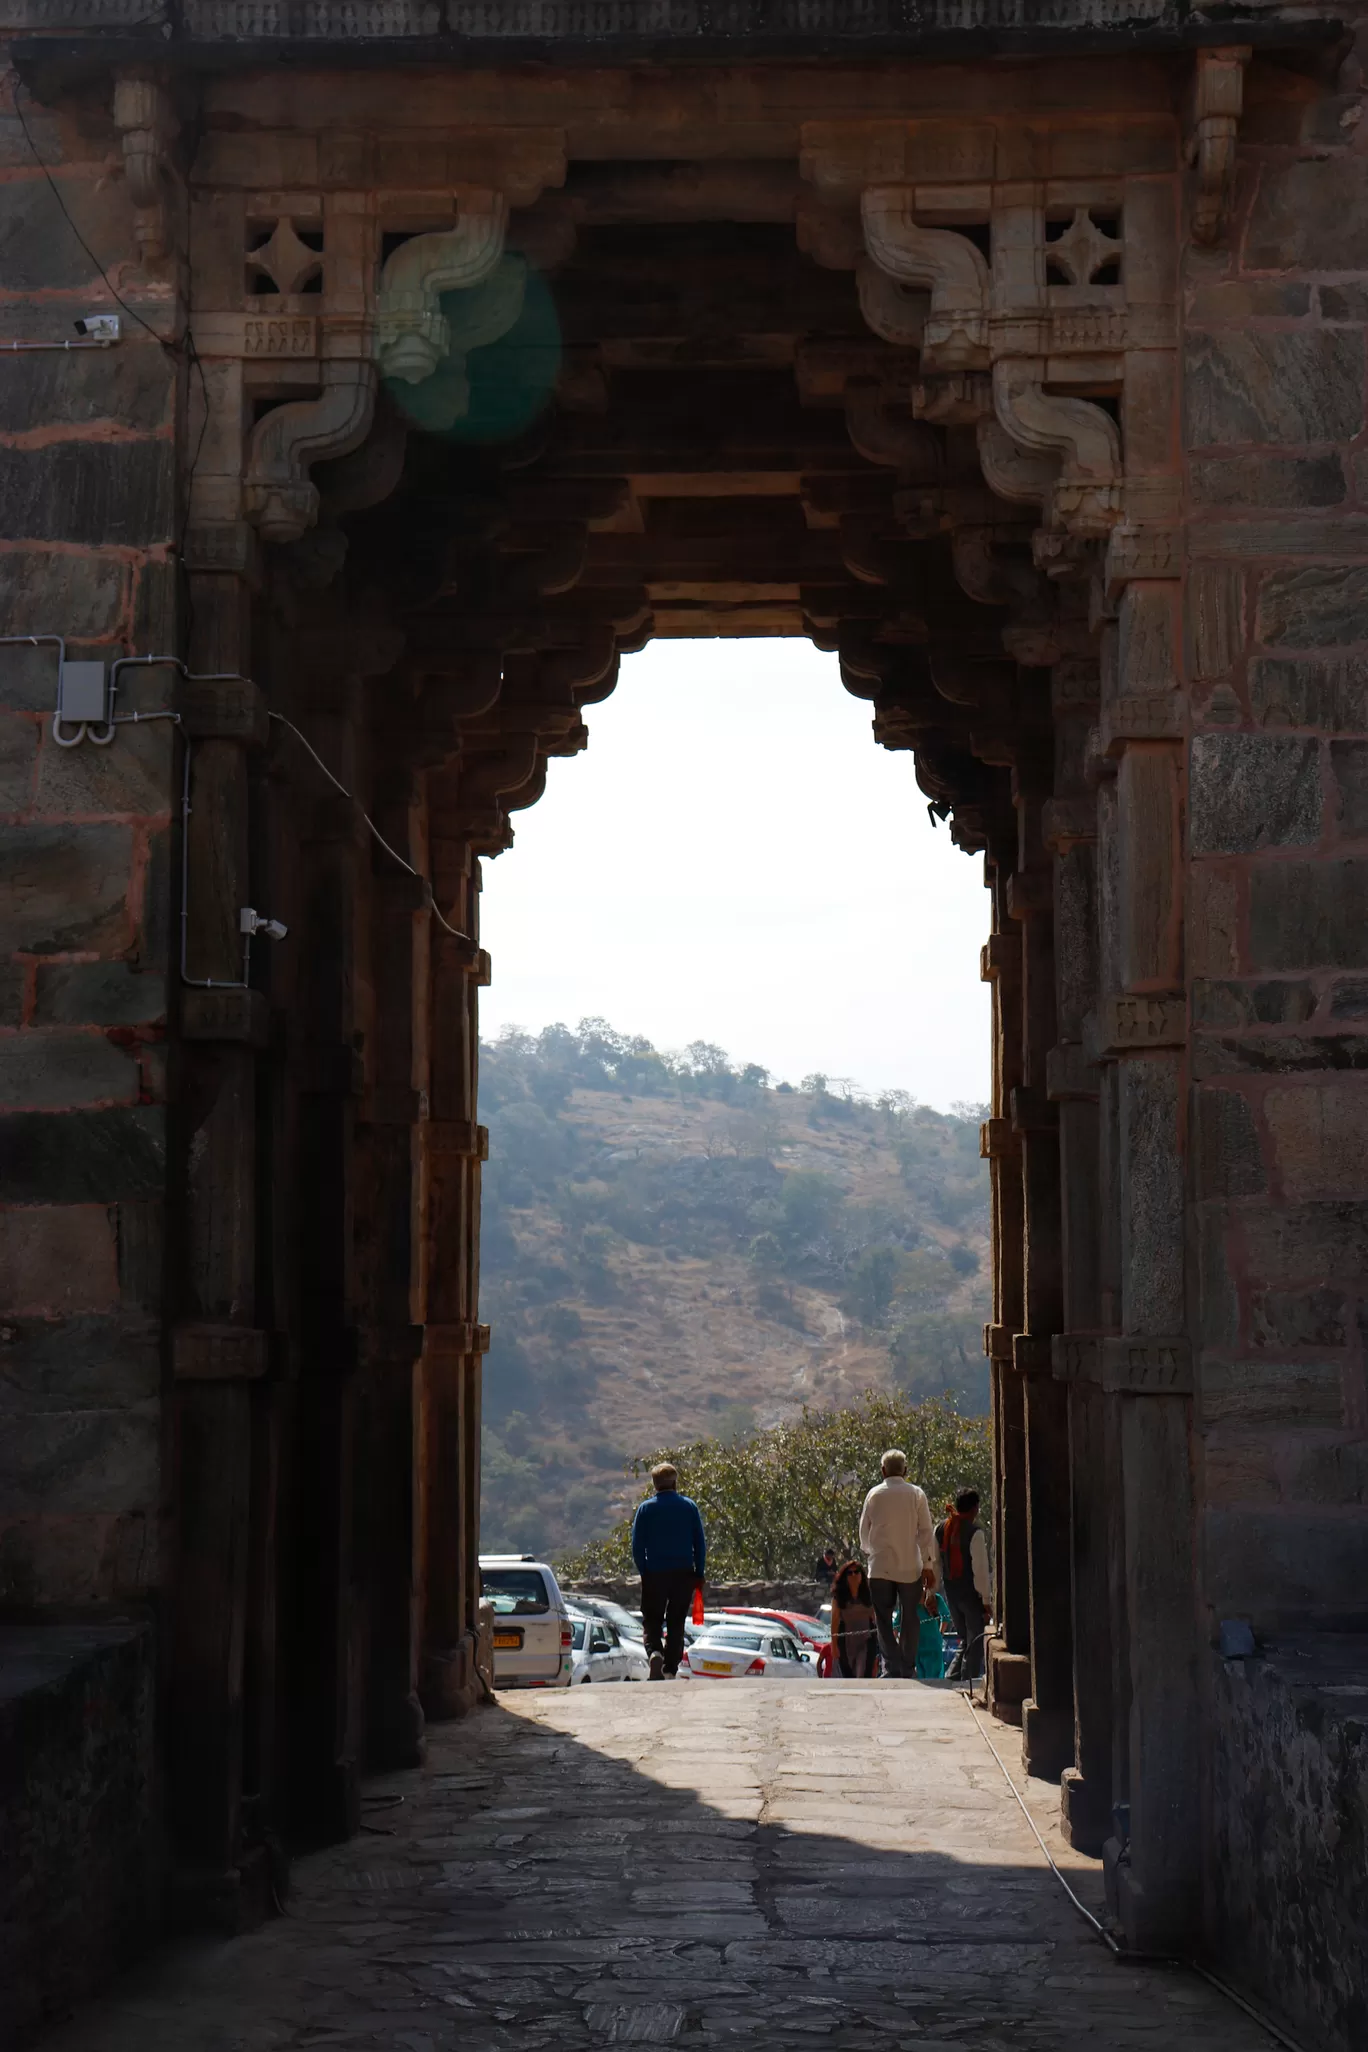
[0,73,178,1612]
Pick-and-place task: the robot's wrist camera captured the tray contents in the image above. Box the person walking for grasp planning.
[630,1461,706,1680]
[829,1560,879,1678]
[814,1545,839,1589]
[937,1487,992,1682]
[858,1448,937,1679]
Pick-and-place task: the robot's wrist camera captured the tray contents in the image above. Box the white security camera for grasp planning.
[239,907,289,941]
[73,315,121,341]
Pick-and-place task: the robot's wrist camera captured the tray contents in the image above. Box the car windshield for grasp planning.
[700,1629,764,1651]
[480,1568,550,1615]
[569,1620,587,1649]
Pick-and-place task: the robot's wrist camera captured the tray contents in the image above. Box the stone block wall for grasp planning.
[1209,1635,1368,2050]
[1187,47,1368,1643]
[0,71,178,1617]
[0,1624,161,2047]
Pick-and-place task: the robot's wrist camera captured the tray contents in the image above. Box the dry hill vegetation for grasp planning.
[479,1021,990,1559]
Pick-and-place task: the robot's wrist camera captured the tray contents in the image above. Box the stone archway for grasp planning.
[2,12,1364,2044]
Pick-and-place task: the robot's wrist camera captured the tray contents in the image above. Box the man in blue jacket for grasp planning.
[631,1462,706,1680]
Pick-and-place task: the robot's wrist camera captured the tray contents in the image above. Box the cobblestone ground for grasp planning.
[44,1682,1272,2051]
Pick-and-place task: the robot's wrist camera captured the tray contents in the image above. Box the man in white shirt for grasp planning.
[858,1448,938,1679]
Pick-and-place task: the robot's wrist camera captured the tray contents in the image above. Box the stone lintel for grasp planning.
[435,935,492,985]
[181,986,270,1047]
[1046,1041,1100,1102]
[1087,994,1186,1058]
[427,1120,489,1160]
[183,521,257,578]
[1101,1335,1192,1394]
[980,930,1019,981]
[1010,1084,1058,1133]
[424,1321,491,1355]
[1052,1333,1100,1382]
[1101,692,1184,755]
[979,1116,1019,1161]
[1013,1332,1055,1376]
[173,1322,270,1381]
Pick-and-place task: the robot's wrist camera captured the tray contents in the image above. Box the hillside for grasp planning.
[478,1022,990,1559]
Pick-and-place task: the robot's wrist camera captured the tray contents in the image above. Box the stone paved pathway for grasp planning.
[43,1681,1273,2051]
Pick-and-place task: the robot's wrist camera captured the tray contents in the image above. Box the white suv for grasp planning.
[479,1555,574,1688]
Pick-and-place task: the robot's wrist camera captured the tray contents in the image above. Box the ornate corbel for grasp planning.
[977,417,1057,512]
[845,376,942,475]
[1187,46,1251,247]
[913,373,991,427]
[992,363,1121,542]
[244,358,377,545]
[112,69,178,265]
[861,188,989,372]
[855,259,928,349]
[375,189,509,385]
[404,259,528,430]
[951,527,1042,611]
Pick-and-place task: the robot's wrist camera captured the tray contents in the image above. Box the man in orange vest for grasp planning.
[936,1487,992,1681]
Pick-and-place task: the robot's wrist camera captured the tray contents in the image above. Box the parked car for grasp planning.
[479,1555,574,1688]
[721,1607,827,1650]
[564,1593,646,1644]
[721,1607,833,1673]
[680,1623,817,1680]
[567,1609,651,1682]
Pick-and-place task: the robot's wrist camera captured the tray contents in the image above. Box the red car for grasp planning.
[720,1608,833,1674]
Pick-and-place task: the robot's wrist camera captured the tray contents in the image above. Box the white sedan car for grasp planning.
[567,1611,650,1683]
[681,1623,817,1680]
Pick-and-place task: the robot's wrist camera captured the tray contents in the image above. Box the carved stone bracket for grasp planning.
[1187,46,1251,247]
[845,375,942,474]
[244,357,378,544]
[993,363,1121,541]
[409,258,528,430]
[855,257,928,349]
[862,187,989,371]
[375,189,509,385]
[113,69,178,265]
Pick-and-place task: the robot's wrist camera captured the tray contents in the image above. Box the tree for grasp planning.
[557,1390,990,1581]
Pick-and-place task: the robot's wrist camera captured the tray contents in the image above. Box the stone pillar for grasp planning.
[1097,569,1200,1952]
[421,827,489,1717]
[169,545,273,1921]
[1046,657,1113,1852]
[356,760,429,1769]
[1011,777,1074,1783]
[982,867,1030,1725]
[279,669,367,1845]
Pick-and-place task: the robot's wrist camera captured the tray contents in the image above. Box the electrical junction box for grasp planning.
[58,661,108,724]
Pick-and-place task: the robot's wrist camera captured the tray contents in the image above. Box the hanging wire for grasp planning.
[267,712,471,941]
[957,1690,1309,2052]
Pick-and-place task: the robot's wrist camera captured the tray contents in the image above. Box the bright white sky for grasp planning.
[478,639,992,1110]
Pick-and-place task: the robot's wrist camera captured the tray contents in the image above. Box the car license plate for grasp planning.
[493,1631,523,1650]
[701,1659,730,1674]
